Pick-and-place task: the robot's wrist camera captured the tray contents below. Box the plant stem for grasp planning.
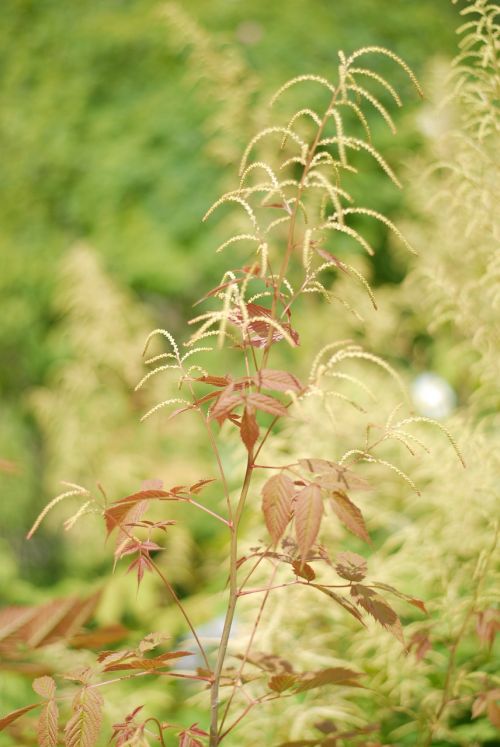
[149,557,210,671]
[237,581,297,596]
[219,562,279,734]
[187,498,231,527]
[209,455,254,746]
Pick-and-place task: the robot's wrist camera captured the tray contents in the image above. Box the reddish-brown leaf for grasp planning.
[314,720,337,734]
[268,673,298,692]
[330,491,370,543]
[240,407,259,452]
[194,375,231,387]
[256,369,303,393]
[292,560,316,581]
[0,593,101,653]
[370,582,427,614]
[0,704,40,732]
[476,609,500,649]
[209,388,243,422]
[247,393,289,418]
[335,552,368,582]
[104,491,172,537]
[64,686,103,747]
[350,585,404,643]
[33,676,56,699]
[294,484,323,565]
[487,696,500,728]
[102,650,191,672]
[294,666,363,693]
[178,724,208,747]
[37,698,58,747]
[407,631,432,662]
[262,474,295,545]
[238,651,294,673]
[230,302,300,348]
[0,605,38,643]
[39,593,102,647]
[312,585,366,626]
[69,624,128,650]
[189,478,216,494]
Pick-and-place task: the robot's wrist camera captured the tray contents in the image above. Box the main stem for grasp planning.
[209,88,338,746]
[209,455,254,746]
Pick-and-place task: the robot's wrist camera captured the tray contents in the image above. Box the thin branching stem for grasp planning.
[209,454,254,745]
[149,558,211,671]
[219,562,279,733]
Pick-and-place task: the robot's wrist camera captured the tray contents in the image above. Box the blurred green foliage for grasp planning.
[0,0,460,590]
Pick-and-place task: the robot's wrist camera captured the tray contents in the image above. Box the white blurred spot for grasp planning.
[411,372,456,419]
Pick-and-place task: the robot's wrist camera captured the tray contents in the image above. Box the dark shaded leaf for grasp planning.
[350,585,404,643]
[407,631,432,662]
[476,609,500,649]
[335,552,367,582]
[102,650,191,672]
[312,585,366,626]
[294,667,363,693]
[314,720,337,734]
[370,582,427,614]
[268,673,298,692]
[194,375,231,387]
[292,560,316,581]
[238,651,294,674]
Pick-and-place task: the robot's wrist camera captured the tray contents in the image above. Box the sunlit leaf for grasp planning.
[262,473,295,544]
[247,393,289,418]
[64,687,103,747]
[294,484,323,564]
[256,369,303,393]
[241,407,259,452]
[330,491,370,543]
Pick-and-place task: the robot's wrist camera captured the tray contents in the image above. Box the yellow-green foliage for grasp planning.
[404,0,500,418]
[29,244,202,581]
[162,2,259,165]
